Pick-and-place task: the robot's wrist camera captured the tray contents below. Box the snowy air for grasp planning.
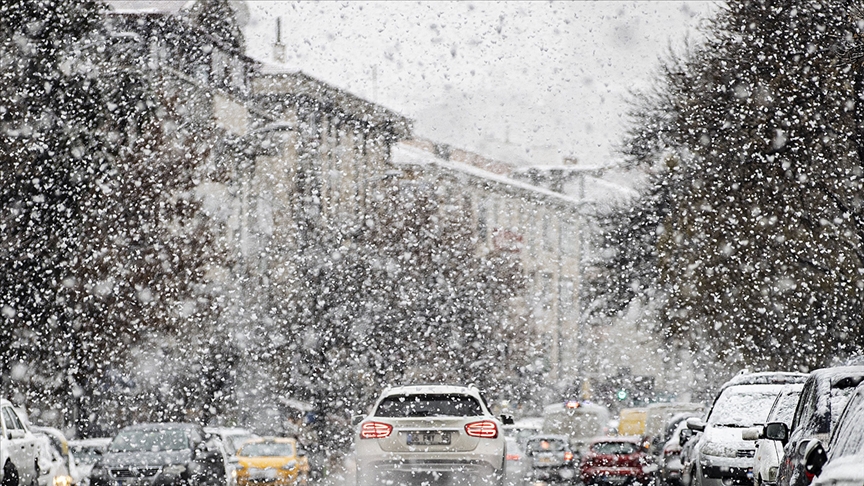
[2,1,864,486]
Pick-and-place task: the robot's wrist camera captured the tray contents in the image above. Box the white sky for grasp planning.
[242,1,718,166]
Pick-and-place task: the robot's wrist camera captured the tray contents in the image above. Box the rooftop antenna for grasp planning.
[273,17,286,63]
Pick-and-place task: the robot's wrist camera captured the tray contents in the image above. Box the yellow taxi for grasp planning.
[233,437,309,486]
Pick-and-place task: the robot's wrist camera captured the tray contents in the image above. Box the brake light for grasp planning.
[506,453,521,461]
[464,421,498,438]
[359,421,392,439]
[564,451,575,461]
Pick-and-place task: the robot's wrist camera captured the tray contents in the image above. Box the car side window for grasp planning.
[790,382,813,432]
[829,398,864,458]
[3,407,23,431]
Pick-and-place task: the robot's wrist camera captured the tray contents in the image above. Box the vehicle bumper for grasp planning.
[530,465,578,482]
[236,472,302,486]
[581,466,654,485]
[697,455,754,486]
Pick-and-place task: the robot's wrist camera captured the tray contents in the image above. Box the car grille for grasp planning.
[736,450,755,458]
[110,467,161,478]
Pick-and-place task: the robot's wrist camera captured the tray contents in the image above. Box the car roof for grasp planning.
[204,426,254,436]
[590,435,643,444]
[720,371,808,390]
[69,438,112,447]
[807,366,864,385]
[526,434,570,441]
[381,384,480,395]
[242,437,297,444]
[122,422,198,431]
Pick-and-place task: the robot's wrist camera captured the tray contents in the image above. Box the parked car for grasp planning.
[767,366,864,486]
[802,380,864,486]
[684,371,808,486]
[645,403,705,452]
[232,437,308,486]
[354,384,509,486]
[661,419,697,486]
[68,438,110,486]
[203,428,257,457]
[31,427,76,486]
[203,428,258,486]
[1,399,40,486]
[524,435,578,484]
[89,423,227,486]
[741,384,803,486]
[502,416,543,449]
[580,436,657,486]
[542,401,610,453]
[33,434,72,486]
[503,436,529,486]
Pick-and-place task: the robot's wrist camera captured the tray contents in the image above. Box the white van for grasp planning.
[1,399,40,486]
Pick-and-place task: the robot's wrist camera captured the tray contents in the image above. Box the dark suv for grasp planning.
[90,423,226,486]
[766,366,864,486]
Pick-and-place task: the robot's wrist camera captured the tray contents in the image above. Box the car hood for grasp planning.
[98,450,192,467]
[703,426,755,450]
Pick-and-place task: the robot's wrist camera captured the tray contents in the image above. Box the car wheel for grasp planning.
[2,461,19,486]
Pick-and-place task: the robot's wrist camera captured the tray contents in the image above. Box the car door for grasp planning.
[779,380,817,486]
[2,405,37,484]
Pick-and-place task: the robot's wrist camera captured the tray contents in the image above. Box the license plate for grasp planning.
[249,468,278,479]
[406,431,451,445]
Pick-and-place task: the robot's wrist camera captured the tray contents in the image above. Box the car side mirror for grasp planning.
[679,428,694,445]
[352,415,365,426]
[686,418,705,432]
[742,427,762,441]
[500,414,514,426]
[803,440,827,479]
[764,422,788,443]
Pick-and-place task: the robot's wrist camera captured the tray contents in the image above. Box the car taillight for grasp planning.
[564,451,575,462]
[506,453,521,461]
[464,421,498,438]
[359,421,392,439]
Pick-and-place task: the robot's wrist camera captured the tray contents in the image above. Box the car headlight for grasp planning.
[53,475,74,486]
[161,465,187,476]
[700,442,737,458]
[281,461,298,471]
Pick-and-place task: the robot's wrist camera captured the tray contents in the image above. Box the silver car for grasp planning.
[354,385,508,486]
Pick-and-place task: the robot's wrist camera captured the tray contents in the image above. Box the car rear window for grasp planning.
[591,442,639,455]
[109,428,189,452]
[526,439,568,453]
[375,393,483,417]
[239,442,295,457]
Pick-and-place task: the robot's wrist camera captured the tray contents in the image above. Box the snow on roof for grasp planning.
[256,60,303,76]
[104,1,192,14]
[720,371,808,390]
[392,142,587,209]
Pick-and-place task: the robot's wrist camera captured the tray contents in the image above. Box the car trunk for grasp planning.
[375,417,481,453]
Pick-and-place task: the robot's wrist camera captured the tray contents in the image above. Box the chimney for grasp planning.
[273,17,286,63]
